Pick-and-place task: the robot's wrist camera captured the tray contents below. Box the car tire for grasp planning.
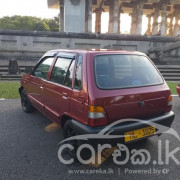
[139,138,149,142]
[63,120,82,159]
[20,89,34,113]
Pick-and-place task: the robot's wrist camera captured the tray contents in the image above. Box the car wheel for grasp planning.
[20,89,34,113]
[63,120,81,158]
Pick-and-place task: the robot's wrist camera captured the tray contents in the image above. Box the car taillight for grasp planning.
[165,95,172,113]
[88,105,108,126]
[168,95,172,106]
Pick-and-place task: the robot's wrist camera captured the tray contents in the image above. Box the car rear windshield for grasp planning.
[94,54,163,89]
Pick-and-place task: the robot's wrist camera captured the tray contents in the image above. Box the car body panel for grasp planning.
[27,76,45,113]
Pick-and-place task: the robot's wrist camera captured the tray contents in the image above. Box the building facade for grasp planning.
[48,0,180,36]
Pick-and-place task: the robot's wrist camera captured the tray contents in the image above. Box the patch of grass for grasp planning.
[0,81,20,99]
[167,82,178,95]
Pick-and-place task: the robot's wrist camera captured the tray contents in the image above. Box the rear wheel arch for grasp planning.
[60,115,72,128]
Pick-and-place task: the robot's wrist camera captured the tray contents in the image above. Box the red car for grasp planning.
[176,85,180,97]
[19,49,174,142]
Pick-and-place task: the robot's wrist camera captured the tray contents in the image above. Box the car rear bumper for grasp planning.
[70,111,175,136]
[176,86,180,97]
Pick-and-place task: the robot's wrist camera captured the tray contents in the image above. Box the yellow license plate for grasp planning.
[124,126,156,142]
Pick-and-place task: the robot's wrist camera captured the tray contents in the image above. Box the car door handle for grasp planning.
[62,92,67,96]
[62,92,68,99]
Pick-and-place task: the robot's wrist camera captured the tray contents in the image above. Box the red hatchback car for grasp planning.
[19,49,175,142]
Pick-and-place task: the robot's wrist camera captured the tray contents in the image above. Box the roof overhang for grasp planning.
[48,0,59,9]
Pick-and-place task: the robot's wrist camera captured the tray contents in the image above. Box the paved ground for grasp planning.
[0,98,180,180]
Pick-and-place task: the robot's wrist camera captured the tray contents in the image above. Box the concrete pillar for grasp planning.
[160,1,168,36]
[118,7,123,34]
[174,18,180,36]
[108,2,114,33]
[112,0,120,33]
[94,7,104,33]
[136,1,144,34]
[130,2,138,34]
[165,16,169,36]
[173,5,180,36]
[168,14,174,36]
[152,4,160,35]
[146,14,151,35]
[95,10,101,33]
[85,0,92,32]
[59,0,64,32]
[64,0,86,33]
[87,0,92,32]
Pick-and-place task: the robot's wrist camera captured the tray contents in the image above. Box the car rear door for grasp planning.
[44,53,76,123]
[70,54,89,125]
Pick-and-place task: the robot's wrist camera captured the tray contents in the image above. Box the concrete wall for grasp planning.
[0,30,180,64]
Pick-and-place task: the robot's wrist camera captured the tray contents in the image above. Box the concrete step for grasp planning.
[1,74,22,78]
[161,73,180,76]
[0,78,21,81]
[0,66,33,70]
[159,69,180,73]
[157,65,180,69]
[163,77,180,81]
[0,67,27,69]
[0,68,8,72]
[0,68,26,73]
[158,66,180,80]
[0,74,23,81]
[0,65,33,67]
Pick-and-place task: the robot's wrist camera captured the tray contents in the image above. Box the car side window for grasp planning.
[50,57,72,85]
[33,57,54,79]
[74,55,82,90]
[64,60,75,88]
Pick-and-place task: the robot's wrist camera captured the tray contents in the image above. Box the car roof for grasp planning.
[47,49,146,56]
